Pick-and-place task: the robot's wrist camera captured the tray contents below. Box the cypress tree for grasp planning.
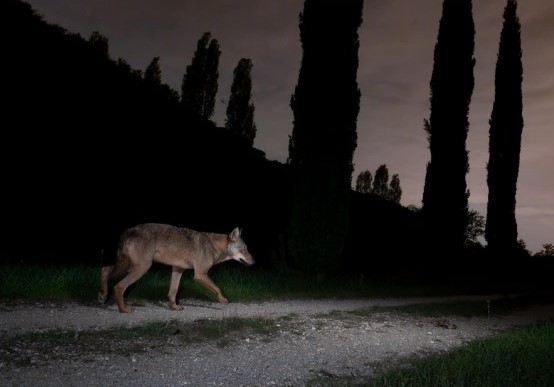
[422,0,475,255]
[485,0,524,254]
[287,0,363,276]
[225,58,257,146]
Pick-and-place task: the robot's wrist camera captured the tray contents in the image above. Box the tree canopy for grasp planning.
[422,0,475,255]
[181,32,221,120]
[287,0,364,275]
[485,0,524,255]
[225,58,257,146]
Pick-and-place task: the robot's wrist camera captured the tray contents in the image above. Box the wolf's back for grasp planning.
[114,223,207,273]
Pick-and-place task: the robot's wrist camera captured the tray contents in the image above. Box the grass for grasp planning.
[318,300,497,321]
[12,316,278,349]
[359,321,554,387]
[1,317,279,368]
[361,298,521,319]
[0,262,456,304]
[0,263,99,301]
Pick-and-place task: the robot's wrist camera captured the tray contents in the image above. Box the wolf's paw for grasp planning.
[168,302,183,311]
[217,296,229,304]
[118,305,135,313]
[97,292,107,304]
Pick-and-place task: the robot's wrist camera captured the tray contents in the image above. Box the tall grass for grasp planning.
[0,262,450,303]
[0,264,99,300]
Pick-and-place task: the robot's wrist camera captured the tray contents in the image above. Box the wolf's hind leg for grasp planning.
[97,266,114,304]
[167,267,184,311]
[114,262,152,313]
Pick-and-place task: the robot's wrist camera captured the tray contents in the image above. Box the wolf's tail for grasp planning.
[109,228,136,280]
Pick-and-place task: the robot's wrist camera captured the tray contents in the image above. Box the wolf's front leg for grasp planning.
[194,274,229,304]
[97,266,114,304]
[168,267,184,310]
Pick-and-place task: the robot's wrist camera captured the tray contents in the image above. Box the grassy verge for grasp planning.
[0,262,456,303]
[312,301,553,386]
[1,317,279,368]
[359,321,554,387]
[12,316,278,349]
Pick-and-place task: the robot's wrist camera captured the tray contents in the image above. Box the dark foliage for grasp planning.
[287,0,364,275]
[345,192,425,275]
[422,0,475,257]
[1,0,289,267]
[486,0,524,255]
[181,32,220,120]
[355,166,402,204]
[225,58,257,146]
[372,164,390,198]
[4,0,539,290]
[355,170,372,193]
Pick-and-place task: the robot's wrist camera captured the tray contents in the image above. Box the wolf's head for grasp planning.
[227,227,255,266]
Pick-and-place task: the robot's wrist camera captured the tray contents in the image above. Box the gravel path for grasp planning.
[1,295,553,386]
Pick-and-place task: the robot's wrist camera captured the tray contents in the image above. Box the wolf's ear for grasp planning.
[230,227,241,241]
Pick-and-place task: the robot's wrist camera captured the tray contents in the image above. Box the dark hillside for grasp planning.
[345,191,425,275]
[1,0,290,265]
[2,0,423,277]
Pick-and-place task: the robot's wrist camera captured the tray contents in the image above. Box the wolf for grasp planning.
[97,223,254,313]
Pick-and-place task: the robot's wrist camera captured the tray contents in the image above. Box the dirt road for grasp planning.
[1,295,552,386]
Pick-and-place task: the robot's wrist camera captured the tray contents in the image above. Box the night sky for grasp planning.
[26,0,553,254]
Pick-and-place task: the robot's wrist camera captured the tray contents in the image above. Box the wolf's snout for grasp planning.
[238,251,255,266]
[240,257,255,266]
[239,253,255,266]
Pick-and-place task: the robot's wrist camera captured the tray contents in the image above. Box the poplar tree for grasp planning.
[389,174,402,204]
[422,0,475,255]
[485,0,524,254]
[144,56,162,85]
[355,170,372,193]
[287,0,364,275]
[372,164,389,198]
[225,58,257,146]
[356,166,402,203]
[144,56,179,104]
[89,31,109,58]
[181,32,220,119]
